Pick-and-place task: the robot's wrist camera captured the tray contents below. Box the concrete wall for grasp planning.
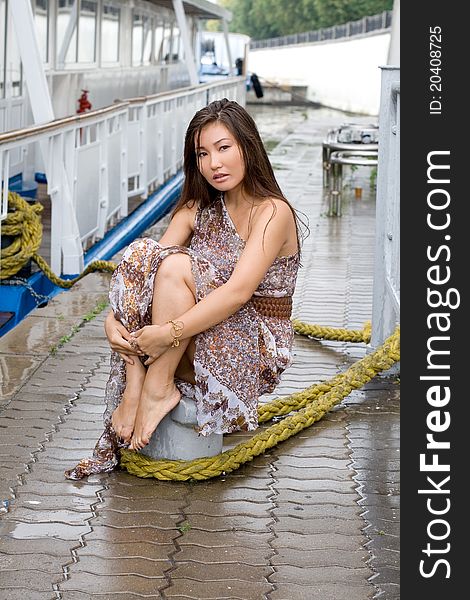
[248,32,391,116]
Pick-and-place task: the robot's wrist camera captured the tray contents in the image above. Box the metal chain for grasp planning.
[1,277,50,306]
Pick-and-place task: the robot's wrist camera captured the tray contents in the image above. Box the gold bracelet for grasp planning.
[167,319,184,347]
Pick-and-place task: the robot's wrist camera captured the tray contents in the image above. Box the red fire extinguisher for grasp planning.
[77,89,92,114]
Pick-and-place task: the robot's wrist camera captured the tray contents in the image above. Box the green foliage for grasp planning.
[220,0,393,39]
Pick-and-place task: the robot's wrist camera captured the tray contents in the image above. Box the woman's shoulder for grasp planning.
[173,202,199,229]
[256,197,295,224]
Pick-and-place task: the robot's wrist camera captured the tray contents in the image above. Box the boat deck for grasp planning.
[0,106,399,599]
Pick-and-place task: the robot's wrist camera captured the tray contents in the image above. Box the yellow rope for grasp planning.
[291,319,371,343]
[120,325,399,481]
[0,191,116,286]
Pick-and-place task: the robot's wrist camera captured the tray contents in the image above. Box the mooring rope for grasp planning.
[0,191,115,286]
[119,324,399,481]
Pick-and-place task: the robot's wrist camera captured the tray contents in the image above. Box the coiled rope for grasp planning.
[120,323,399,481]
[0,191,116,286]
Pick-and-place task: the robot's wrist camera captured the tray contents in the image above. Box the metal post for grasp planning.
[371,67,400,352]
[172,0,199,85]
[222,19,233,75]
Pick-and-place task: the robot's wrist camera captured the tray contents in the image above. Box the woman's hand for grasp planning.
[131,324,172,366]
[104,311,143,365]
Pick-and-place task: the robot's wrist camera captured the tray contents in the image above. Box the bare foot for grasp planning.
[129,384,181,451]
[111,362,146,442]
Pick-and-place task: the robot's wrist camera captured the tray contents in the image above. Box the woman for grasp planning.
[65,99,303,480]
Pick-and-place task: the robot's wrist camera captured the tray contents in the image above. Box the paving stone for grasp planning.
[68,555,170,577]
[164,578,272,599]
[6,506,94,525]
[364,533,399,552]
[368,565,400,584]
[76,540,175,560]
[0,537,74,556]
[268,530,364,551]
[276,461,352,481]
[0,570,63,590]
[14,494,97,513]
[14,480,104,497]
[83,525,178,544]
[371,582,400,599]
[59,572,164,595]
[173,561,271,583]
[0,355,44,404]
[179,530,272,548]
[275,478,356,493]
[188,481,271,499]
[186,500,270,518]
[0,551,66,573]
[92,511,179,529]
[273,515,363,535]
[275,489,357,506]
[101,497,181,514]
[175,545,270,565]
[270,563,372,584]
[0,519,90,541]
[274,504,361,520]
[271,547,368,568]
[271,582,374,600]
[0,417,54,429]
[0,590,56,600]
[363,520,400,538]
[182,514,272,533]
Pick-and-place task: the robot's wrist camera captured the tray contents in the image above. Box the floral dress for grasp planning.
[65,196,299,480]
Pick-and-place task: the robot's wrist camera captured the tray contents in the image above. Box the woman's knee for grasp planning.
[121,238,159,267]
[157,253,192,284]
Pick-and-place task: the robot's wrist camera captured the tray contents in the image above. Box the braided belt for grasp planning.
[251,295,293,319]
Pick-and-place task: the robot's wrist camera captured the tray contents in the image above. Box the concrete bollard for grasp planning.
[139,396,223,461]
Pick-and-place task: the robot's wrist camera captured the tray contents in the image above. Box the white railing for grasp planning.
[371,66,400,349]
[250,11,392,49]
[0,76,246,276]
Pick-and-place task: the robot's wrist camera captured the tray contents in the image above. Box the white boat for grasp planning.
[0,0,246,335]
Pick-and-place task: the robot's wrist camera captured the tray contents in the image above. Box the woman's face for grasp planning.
[196,122,245,193]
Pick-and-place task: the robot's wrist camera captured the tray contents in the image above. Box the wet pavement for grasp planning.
[0,106,399,599]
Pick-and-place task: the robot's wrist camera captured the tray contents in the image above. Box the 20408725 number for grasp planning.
[429,26,442,115]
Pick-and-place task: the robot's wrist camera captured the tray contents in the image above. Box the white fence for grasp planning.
[371,66,400,349]
[0,76,246,276]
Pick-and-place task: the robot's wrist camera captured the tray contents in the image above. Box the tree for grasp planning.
[220,0,392,39]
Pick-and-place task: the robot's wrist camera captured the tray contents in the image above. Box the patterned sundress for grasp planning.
[65,196,299,480]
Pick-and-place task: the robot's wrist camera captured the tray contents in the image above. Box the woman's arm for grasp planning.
[103,205,196,361]
[158,204,197,247]
[133,200,295,360]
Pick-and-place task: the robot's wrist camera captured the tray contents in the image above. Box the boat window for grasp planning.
[132,12,144,65]
[143,16,152,65]
[57,0,77,64]
[154,19,164,63]
[34,0,49,63]
[102,4,120,63]
[57,0,97,66]
[7,9,22,96]
[162,23,172,63]
[171,24,180,61]
[78,0,97,63]
[0,0,5,98]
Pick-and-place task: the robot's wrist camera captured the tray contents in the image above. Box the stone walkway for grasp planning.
[0,108,399,599]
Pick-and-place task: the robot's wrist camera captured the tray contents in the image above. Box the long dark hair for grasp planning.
[173,98,308,253]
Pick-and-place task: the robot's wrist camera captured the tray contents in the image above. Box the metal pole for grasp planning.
[172,0,199,86]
